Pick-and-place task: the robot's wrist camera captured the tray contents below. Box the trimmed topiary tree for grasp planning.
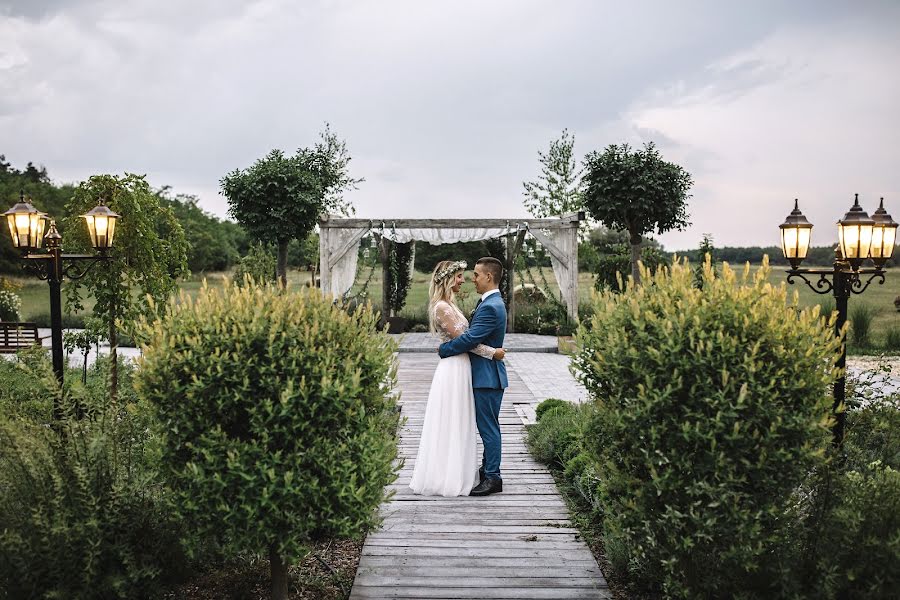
[572,256,841,598]
[134,281,399,600]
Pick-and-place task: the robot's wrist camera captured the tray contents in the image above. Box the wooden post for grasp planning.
[507,229,526,333]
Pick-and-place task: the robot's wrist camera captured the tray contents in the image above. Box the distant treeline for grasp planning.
[676,245,898,267]
[0,156,318,275]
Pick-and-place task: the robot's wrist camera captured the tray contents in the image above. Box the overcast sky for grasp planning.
[2,0,898,250]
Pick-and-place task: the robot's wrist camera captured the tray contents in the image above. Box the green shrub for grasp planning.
[884,325,900,351]
[526,402,585,469]
[535,398,569,421]
[593,243,665,292]
[793,397,900,599]
[233,241,276,286]
[0,412,186,599]
[572,257,840,598]
[850,302,875,347]
[134,280,400,596]
[0,289,21,321]
[0,345,56,422]
[793,453,900,600]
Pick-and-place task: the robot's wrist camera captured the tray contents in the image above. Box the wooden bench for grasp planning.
[0,322,41,354]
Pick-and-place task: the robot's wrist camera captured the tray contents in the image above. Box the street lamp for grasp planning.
[4,191,120,416]
[779,195,891,444]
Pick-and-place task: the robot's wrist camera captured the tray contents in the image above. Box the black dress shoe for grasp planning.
[478,467,485,484]
[470,478,502,496]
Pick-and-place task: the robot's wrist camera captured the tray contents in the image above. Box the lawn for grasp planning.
[8,262,900,350]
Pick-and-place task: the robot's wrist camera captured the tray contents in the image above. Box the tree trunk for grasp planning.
[270,544,289,600]
[630,231,642,286]
[277,239,289,288]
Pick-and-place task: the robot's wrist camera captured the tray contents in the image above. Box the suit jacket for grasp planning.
[438,291,509,389]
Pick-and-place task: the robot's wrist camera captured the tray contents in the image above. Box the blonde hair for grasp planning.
[428,260,465,333]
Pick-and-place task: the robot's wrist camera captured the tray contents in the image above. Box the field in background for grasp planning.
[8,263,900,349]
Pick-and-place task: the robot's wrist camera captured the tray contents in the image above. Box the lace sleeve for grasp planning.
[434,302,466,338]
[471,343,499,360]
[434,302,498,359]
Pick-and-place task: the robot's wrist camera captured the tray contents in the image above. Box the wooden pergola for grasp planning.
[318,213,583,332]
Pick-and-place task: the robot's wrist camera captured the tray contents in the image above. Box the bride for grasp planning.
[408,260,506,497]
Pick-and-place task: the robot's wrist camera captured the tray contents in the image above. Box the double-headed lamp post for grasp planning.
[779,194,897,444]
[4,192,119,406]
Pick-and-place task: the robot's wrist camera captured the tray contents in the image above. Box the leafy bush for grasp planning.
[0,408,186,599]
[791,398,900,600]
[535,397,569,421]
[134,280,400,597]
[593,243,665,292]
[0,345,56,421]
[849,302,875,347]
[526,402,588,470]
[0,288,21,321]
[572,257,840,598]
[233,241,276,286]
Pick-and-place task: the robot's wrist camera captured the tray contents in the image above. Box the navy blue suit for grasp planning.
[438,291,508,480]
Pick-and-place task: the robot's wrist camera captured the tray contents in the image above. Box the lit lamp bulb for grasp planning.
[779,199,812,269]
[3,192,47,252]
[837,194,875,269]
[81,203,120,250]
[870,197,898,268]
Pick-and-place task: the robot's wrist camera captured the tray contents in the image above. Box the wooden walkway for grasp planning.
[350,354,610,599]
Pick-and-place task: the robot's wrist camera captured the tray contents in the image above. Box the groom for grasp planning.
[438,256,508,496]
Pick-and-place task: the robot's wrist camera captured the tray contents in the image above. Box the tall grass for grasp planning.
[850,302,875,348]
[884,325,900,351]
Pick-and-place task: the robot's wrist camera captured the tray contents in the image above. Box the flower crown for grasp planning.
[433,261,467,284]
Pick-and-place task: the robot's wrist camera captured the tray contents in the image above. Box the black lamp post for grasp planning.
[4,192,119,417]
[779,194,897,444]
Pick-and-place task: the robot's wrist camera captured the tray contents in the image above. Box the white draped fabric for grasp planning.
[381,227,510,245]
[544,227,579,319]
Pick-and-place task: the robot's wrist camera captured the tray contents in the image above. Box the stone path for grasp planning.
[349,354,610,599]
[390,332,557,353]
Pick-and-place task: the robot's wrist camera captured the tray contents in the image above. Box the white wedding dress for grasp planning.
[408,300,499,497]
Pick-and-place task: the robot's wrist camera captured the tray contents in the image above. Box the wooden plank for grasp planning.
[349,354,606,599]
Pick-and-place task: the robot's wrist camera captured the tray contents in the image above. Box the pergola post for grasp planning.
[506,228,526,333]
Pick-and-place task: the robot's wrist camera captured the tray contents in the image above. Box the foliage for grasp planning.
[0,345,57,422]
[525,402,586,470]
[849,302,875,347]
[572,257,840,598]
[62,317,106,383]
[885,325,900,351]
[158,189,246,272]
[233,242,277,287]
[534,398,570,421]
[593,243,665,292]
[0,362,187,600]
[582,142,692,283]
[63,173,189,401]
[694,233,717,288]
[220,126,361,285]
[790,396,900,600]
[134,281,400,598]
[522,129,586,235]
[385,241,415,315]
[0,288,21,320]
